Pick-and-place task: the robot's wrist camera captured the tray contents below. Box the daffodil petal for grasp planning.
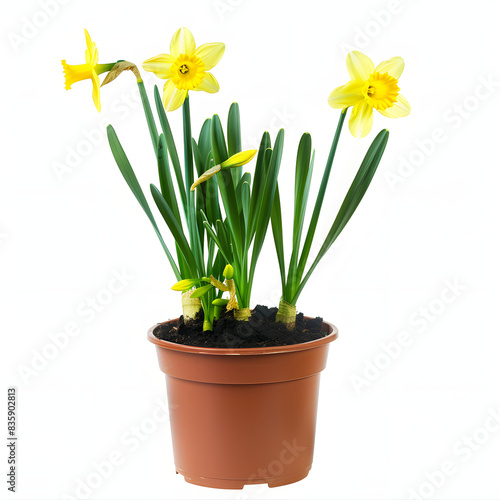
[375,56,404,79]
[162,80,188,111]
[349,101,373,138]
[346,51,374,82]
[90,70,101,112]
[142,54,174,79]
[170,27,196,58]
[192,72,220,93]
[84,29,98,66]
[328,80,365,109]
[378,94,411,118]
[194,42,225,70]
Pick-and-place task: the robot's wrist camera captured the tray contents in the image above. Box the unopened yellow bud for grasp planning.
[223,264,234,279]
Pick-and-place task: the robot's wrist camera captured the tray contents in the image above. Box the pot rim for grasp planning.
[147,317,338,356]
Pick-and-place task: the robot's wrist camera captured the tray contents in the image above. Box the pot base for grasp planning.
[176,466,311,489]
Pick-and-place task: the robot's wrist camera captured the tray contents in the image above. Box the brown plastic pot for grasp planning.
[147,318,338,489]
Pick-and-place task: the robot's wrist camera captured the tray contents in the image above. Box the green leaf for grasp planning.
[198,118,212,165]
[215,218,233,262]
[296,110,347,283]
[227,102,242,185]
[211,115,243,260]
[292,129,389,304]
[192,139,204,177]
[157,134,181,225]
[202,221,231,265]
[286,133,313,298]
[248,132,271,239]
[150,184,199,277]
[190,284,213,298]
[249,129,285,291]
[205,171,221,225]
[211,114,228,165]
[271,185,286,292]
[241,173,251,230]
[106,125,180,280]
[154,85,186,213]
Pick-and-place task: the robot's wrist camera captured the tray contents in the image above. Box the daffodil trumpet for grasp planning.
[61,29,118,112]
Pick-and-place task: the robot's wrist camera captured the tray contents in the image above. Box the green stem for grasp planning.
[183,97,195,205]
[183,97,204,273]
[95,62,116,75]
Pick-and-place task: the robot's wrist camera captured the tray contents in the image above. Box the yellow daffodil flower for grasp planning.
[143,27,225,112]
[328,51,410,138]
[61,29,115,112]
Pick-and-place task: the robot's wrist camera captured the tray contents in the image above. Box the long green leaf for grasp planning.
[211,114,243,260]
[150,184,199,277]
[248,129,285,297]
[227,102,242,185]
[154,85,186,213]
[292,129,389,303]
[157,134,181,225]
[286,133,313,298]
[296,109,347,282]
[248,133,271,241]
[202,221,232,265]
[271,186,286,292]
[198,119,212,163]
[106,125,180,280]
[240,173,251,230]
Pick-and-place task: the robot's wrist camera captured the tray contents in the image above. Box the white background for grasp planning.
[1,0,500,499]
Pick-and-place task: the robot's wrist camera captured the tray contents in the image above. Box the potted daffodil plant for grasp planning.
[62,27,409,489]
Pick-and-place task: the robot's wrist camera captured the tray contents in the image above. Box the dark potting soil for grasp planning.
[153,305,326,348]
